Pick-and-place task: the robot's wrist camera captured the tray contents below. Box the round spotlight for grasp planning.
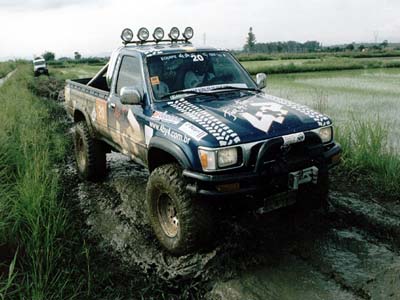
[121,28,134,43]
[153,27,165,41]
[137,27,150,42]
[169,27,180,41]
[183,27,194,40]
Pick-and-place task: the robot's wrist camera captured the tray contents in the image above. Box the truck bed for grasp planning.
[67,77,110,99]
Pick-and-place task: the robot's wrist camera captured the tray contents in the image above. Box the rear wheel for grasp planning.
[73,121,107,181]
[146,163,213,255]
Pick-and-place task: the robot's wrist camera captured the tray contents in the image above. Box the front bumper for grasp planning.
[183,135,341,197]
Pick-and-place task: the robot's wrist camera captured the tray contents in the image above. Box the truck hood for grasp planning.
[154,92,332,147]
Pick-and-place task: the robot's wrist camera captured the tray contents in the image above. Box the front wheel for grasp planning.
[146,164,213,255]
[73,121,107,181]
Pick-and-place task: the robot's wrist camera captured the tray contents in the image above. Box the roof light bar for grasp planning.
[121,27,193,44]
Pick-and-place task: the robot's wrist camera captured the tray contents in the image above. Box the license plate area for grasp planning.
[288,166,318,190]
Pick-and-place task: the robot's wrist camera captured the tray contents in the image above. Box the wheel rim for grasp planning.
[75,133,86,171]
[157,194,179,238]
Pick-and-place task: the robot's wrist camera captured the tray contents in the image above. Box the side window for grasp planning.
[115,56,143,95]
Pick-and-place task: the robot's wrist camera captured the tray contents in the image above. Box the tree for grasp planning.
[244,27,256,53]
[345,43,355,51]
[358,44,366,51]
[42,51,55,61]
[380,40,388,48]
[74,51,82,60]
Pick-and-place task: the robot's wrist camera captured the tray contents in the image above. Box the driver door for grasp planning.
[107,55,146,157]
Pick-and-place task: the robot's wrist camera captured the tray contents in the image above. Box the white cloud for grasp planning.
[0,0,399,59]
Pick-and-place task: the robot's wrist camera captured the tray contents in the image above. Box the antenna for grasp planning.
[203,32,206,45]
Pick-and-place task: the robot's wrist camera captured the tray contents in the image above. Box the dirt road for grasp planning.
[63,150,400,300]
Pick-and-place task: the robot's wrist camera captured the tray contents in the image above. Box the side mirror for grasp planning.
[256,73,267,89]
[120,87,141,105]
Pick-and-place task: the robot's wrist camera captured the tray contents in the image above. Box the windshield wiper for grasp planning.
[209,86,262,93]
[161,90,219,100]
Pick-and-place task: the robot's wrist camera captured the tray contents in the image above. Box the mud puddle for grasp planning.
[64,150,400,299]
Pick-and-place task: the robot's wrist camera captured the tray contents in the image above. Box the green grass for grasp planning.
[0,62,16,78]
[0,66,79,299]
[268,68,400,196]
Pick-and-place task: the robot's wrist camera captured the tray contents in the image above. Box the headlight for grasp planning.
[318,126,333,143]
[199,147,239,171]
[218,148,238,168]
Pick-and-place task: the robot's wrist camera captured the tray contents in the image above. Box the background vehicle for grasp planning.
[64,27,341,255]
[33,56,49,76]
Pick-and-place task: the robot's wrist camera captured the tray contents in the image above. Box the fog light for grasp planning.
[183,27,194,40]
[153,27,164,41]
[121,28,134,43]
[137,27,149,42]
[169,27,180,40]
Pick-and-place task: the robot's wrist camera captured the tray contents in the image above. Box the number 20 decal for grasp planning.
[191,54,204,62]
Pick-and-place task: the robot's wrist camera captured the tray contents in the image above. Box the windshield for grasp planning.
[34,60,45,66]
[146,51,256,100]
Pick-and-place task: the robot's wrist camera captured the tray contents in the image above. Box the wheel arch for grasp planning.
[73,109,95,136]
[148,137,191,172]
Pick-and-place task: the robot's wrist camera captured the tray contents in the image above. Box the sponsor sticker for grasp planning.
[95,99,107,127]
[152,111,182,125]
[149,122,191,144]
[282,132,305,146]
[179,122,208,141]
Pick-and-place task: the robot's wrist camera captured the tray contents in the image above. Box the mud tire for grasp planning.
[146,163,213,255]
[73,121,107,181]
[296,170,329,210]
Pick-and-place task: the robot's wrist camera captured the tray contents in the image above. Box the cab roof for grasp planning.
[121,43,224,56]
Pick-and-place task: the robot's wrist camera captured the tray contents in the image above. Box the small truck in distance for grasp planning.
[64,27,341,255]
[33,57,49,77]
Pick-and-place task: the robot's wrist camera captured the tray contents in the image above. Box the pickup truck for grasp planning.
[33,57,49,77]
[64,27,341,255]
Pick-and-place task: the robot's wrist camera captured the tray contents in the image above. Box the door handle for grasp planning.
[110,103,116,109]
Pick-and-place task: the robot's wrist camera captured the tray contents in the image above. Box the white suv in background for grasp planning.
[33,57,49,77]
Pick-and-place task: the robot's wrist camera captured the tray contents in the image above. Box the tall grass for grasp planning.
[0,62,16,78]
[0,66,81,299]
[335,117,400,196]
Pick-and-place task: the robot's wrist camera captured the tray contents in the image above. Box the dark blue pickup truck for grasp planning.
[65,27,341,255]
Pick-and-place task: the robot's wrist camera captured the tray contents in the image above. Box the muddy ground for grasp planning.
[61,139,400,300]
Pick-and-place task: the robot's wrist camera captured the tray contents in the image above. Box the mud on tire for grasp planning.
[73,121,107,181]
[146,163,213,255]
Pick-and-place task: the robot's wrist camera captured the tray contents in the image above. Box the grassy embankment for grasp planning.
[0,65,82,298]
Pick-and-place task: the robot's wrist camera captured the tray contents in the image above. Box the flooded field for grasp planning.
[267,68,400,149]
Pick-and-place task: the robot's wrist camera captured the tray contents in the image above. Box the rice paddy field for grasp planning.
[267,68,400,150]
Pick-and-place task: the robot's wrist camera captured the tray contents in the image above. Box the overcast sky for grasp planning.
[0,0,399,60]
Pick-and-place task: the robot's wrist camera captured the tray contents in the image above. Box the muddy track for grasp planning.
[62,129,400,299]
